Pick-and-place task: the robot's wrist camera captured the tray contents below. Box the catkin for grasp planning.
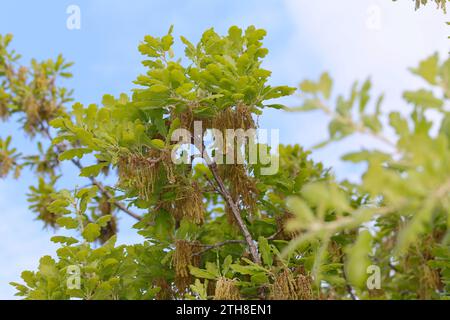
[220,164,258,216]
[275,211,299,240]
[270,268,313,300]
[118,149,174,201]
[173,240,201,292]
[214,277,241,300]
[154,278,174,300]
[0,153,13,178]
[172,182,205,224]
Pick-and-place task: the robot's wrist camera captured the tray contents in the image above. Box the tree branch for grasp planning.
[194,239,246,256]
[70,158,143,221]
[42,126,142,221]
[207,161,261,264]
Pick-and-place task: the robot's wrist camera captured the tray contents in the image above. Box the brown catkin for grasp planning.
[118,149,174,201]
[270,268,298,300]
[214,277,241,300]
[220,164,258,215]
[235,103,255,130]
[296,274,313,300]
[0,154,13,178]
[0,92,9,120]
[178,105,194,131]
[171,103,213,132]
[154,278,174,300]
[212,108,234,132]
[99,216,118,244]
[172,182,205,224]
[270,269,313,300]
[173,240,201,292]
[275,211,299,240]
[38,207,58,228]
[20,69,60,136]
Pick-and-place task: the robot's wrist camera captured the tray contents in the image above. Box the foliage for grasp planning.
[412,0,447,12]
[291,51,450,299]
[1,4,449,300]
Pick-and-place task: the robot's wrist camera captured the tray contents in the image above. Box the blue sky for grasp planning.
[0,0,448,299]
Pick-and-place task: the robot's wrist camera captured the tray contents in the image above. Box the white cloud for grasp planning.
[284,0,448,93]
[277,0,449,177]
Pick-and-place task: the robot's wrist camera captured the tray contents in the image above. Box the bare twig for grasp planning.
[194,240,246,256]
[267,229,283,240]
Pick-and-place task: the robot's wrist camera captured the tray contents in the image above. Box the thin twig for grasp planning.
[194,240,246,256]
[267,229,283,240]
[71,158,143,221]
[42,126,142,221]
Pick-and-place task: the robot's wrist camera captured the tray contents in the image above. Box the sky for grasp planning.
[0,0,448,299]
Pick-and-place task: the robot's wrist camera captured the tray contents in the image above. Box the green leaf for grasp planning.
[345,230,372,289]
[222,255,233,275]
[189,266,217,280]
[102,258,118,267]
[49,118,65,128]
[79,163,108,177]
[251,272,269,285]
[56,217,78,229]
[286,197,315,227]
[359,78,371,113]
[50,236,79,245]
[150,84,169,93]
[96,215,112,227]
[410,53,439,85]
[150,138,165,149]
[300,80,318,94]
[389,112,410,137]
[230,263,265,275]
[82,223,101,242]
[403,89,443,109]
[258,236,273,267]
[396,201,434,256]
[58,148,92,161]
[319,72,333,99]
[102,94,115,107]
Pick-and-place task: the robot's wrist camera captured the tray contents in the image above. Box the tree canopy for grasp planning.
[0,3,449,300]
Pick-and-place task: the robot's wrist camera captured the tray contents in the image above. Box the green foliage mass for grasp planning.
[0,8,449,300]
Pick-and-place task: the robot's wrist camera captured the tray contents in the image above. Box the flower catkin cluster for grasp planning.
[276,211,299,240]
[214,277,241,300]
[221,164,258,221]
[0,153,14,178]
[118,149,174,201]
[270,268,313,300]
[172,182,205,224]
[154,278,174,300]
[0,88,10,120]
[212,103,255,132]
[173,240,201,292]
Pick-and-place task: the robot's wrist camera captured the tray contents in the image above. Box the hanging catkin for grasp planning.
[214,277,241,300]
[173,240,201,292]
[270,268,313,300]
[118,149,174,201]
[172,182,205,224]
